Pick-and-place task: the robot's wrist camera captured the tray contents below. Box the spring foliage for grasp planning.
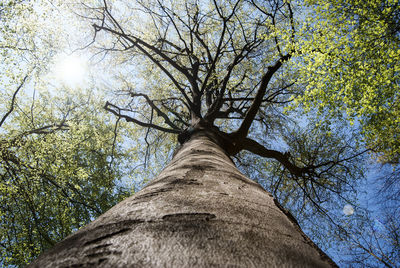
[290,0,400,163]
[0,1,134,266]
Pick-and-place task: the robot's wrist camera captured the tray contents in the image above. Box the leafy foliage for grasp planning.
[0,1,135,266]
[0,89,133,266]
[290,0,400,163]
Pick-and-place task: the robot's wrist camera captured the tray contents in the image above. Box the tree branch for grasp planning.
[93,24,196,113]
[130,93,180,130]
[0,75,28,128]
[241,137,303,176]
[234,54,291,139]
[104,101,180,134]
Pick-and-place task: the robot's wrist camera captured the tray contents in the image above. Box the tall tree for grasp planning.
[28,0,369,266]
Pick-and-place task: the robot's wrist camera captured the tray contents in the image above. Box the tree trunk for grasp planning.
[29,130,337,267]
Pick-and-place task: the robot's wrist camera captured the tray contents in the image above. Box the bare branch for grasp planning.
[234,54,291,139]
[241,137,303,175]
[92,23,196,110]
[104,101,180,134]
[130,93,180,130]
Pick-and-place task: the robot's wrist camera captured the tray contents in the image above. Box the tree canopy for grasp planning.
[1,0,399,266]
[291,0,400,163]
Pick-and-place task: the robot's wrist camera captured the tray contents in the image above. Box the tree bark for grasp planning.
[29,130,337,267]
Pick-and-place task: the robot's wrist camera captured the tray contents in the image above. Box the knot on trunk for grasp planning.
[177,121,241,158]
[178,127,196,144]
[178,119,218,145]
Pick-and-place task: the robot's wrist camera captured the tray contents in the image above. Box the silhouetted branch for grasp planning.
[234,54,291,139]
[104,101,180,134]
[130,93,180,131]
[92,23,195,111]
[241,137,303,175]
[0,75,28,128]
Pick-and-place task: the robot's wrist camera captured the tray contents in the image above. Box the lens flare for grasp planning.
[342,204,354,216]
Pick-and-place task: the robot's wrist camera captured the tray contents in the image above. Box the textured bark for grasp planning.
[29,130,337,267]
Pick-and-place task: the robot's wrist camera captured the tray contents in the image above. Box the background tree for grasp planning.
[0,89,135,266]
[0,1,136,266]
[340,164,400,267]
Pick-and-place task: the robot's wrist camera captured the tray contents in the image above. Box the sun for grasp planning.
[54,55,87,87]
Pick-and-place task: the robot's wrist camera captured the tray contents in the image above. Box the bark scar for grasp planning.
[83,219,144,246]
[162,212,216,222]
